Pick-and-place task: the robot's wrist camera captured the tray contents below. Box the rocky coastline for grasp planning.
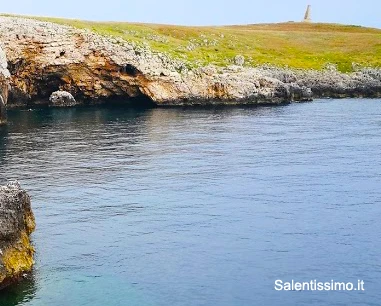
[0,16,380,112]
[0,182,35,290]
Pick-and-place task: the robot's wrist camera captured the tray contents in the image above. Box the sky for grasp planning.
[1,0,380,28]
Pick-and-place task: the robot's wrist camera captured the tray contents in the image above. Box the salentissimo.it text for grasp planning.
[275,280,365,291]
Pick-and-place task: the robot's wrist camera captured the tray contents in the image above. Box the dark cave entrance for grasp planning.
[121,64,141,77]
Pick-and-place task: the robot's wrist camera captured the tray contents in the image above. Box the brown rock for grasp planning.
[0,182,35,290]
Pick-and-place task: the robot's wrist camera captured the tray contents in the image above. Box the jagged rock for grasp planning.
[0,182,35,290]
[49,90,77,107]
[294,69,381,98]
[0,44,9,124]
[258,66,381,99]
[0,16,380,107]
[286,83,313,101]
[0,16,298,106]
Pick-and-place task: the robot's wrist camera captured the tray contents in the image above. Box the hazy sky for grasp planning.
[1,0,379,28]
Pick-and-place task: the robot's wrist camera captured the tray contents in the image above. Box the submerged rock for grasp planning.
[0,182,35,290]
[49,90,77,107]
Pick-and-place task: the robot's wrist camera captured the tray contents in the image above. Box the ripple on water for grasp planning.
[0,99,380,306]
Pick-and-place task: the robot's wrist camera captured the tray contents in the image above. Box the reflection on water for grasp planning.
[0,100,381,306]
[0,273,37,306]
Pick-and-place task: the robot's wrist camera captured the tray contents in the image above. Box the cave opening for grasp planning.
[102,94,156,108]
[121,64,141,77]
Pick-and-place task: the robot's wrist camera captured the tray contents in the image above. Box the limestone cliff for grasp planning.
[0,44,9,124]
[0,182,35,290]
[0,17,311,107]
[0,16,380,108]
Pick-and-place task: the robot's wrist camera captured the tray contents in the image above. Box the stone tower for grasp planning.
[303,5,312,23]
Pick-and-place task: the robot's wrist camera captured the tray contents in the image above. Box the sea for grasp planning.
[0,99,380,306]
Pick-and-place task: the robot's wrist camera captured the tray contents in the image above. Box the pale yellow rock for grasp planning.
[0,182,35,289]
[1,231,35,285]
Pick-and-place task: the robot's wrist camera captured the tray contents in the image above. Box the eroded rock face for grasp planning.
[0,182,35,290]
[0,44,10,124]
[0,16,380,107]
[0,17,310,106]
[0,16,185,106]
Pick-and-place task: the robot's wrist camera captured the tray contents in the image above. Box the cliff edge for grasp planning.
[0,182,35,290]
[0,16,380,108]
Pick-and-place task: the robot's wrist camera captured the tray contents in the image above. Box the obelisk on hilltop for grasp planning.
[303,5,312,23]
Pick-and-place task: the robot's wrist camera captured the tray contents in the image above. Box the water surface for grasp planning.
[0,99,380,306]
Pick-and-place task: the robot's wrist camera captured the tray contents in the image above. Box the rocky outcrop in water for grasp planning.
[0,16,380,108]
[0,44,10,124]
[49,90,77,107]
[0,182,35,290]
[257,66,381,99]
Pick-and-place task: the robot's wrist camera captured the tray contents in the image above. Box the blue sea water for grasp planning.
[0,99,380,306]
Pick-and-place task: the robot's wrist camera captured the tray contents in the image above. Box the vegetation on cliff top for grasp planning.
[4,15,381,72]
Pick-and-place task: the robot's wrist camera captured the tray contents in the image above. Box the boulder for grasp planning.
[49,90,77,107]
[0,182,35,290]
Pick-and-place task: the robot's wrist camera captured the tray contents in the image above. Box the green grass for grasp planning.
[4,14,381,72]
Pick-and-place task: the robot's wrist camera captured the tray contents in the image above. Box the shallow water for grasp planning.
[0,99,380,306]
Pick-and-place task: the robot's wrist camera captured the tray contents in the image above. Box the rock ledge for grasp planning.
[0,16,380,108]
[0,182,35,290]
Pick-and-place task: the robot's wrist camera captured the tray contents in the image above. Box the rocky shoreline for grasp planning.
[0,16,380,114]
[0,182,35,290]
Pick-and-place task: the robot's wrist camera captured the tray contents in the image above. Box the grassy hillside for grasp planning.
[6,15,381,72]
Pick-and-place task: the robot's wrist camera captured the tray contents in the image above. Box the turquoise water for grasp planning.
[0,99,380,306]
